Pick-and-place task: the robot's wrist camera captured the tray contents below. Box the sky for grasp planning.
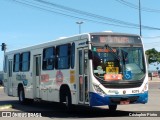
[0,0,160,71]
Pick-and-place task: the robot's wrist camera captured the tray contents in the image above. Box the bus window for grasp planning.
[21,52,30,71]
[3,55,8,73]
[79,50,82,75]
[43,47,55,70]
[13,53,20,72]
[56,44,71,69]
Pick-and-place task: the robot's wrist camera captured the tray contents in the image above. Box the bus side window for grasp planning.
[42,47,55,70]
[56,44,71,69]
[3,55,8,73]
[13,53,20,72]
[21,52,30,72]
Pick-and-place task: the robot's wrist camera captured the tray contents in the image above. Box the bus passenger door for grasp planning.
[33,55,41,98]
[78,48,89,104]
[8,60,13,96]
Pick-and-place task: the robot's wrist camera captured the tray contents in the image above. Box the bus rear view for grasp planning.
[89,33,148,111]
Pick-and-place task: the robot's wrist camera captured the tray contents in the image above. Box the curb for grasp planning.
[0,105,12,110]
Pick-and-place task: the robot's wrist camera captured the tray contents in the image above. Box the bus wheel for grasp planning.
[108,105,117,111]
[64,91,72,111]
[18,87,25,104]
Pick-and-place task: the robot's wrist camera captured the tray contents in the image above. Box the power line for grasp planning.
[8,0,139,29]
[34,0,160,30]
[115,0,138,9]
[115,0,160,13]
[6,0,160,31]
[34,0,139,27]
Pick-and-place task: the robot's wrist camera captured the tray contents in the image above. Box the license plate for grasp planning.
[120,100,130,105]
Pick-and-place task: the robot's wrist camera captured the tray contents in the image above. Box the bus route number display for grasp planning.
[106,62,119,74]
[106,67,119,74]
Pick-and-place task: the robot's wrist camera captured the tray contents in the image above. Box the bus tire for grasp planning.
[18,87,33,104]
[65,91,72,110]
[108,105,117,111]
[60,85,73,111]
[18,87,26,104]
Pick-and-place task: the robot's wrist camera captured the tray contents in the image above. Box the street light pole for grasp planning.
[139,0,142,36]
[76,21,84,34]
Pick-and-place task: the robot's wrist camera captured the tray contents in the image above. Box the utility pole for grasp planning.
[76,21,84,34]
[139,0,142,36]
[1,43,7,72]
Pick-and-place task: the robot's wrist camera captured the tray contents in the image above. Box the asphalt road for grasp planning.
[0,79,160,120]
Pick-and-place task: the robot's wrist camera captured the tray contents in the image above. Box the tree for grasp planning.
[145,48,160,64]
[156,67,159,71]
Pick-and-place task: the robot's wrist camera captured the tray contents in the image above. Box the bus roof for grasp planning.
[5,32,140,55]
[89,32,140,37]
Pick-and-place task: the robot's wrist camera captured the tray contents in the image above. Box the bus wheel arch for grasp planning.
[59,84,72,108]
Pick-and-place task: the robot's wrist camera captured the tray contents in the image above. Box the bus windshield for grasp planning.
[91,35,146,82]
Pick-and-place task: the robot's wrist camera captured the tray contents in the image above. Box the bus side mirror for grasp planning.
[88,50,93,60]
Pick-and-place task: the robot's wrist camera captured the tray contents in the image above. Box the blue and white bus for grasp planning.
[3,32,148,111]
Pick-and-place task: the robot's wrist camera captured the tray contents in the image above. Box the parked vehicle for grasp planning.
[0,79,3,86]
[0,72,3,86]
[152,71,159,77]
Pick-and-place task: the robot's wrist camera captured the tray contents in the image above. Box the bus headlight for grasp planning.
[93,84,105,96]
[141,83,148,93]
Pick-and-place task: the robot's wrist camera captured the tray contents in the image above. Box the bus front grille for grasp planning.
[110,96,139,104]
[101,81,143,89]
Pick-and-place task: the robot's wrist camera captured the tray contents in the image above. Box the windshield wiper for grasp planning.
[105,44,120,61]
[121,49,128,66]
[121,50,128,77]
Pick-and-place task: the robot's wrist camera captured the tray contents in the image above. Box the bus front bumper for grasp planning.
[89,92,148,106]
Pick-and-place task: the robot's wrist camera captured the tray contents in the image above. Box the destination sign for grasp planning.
[100,36,130,43]
[91,35,141,44]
